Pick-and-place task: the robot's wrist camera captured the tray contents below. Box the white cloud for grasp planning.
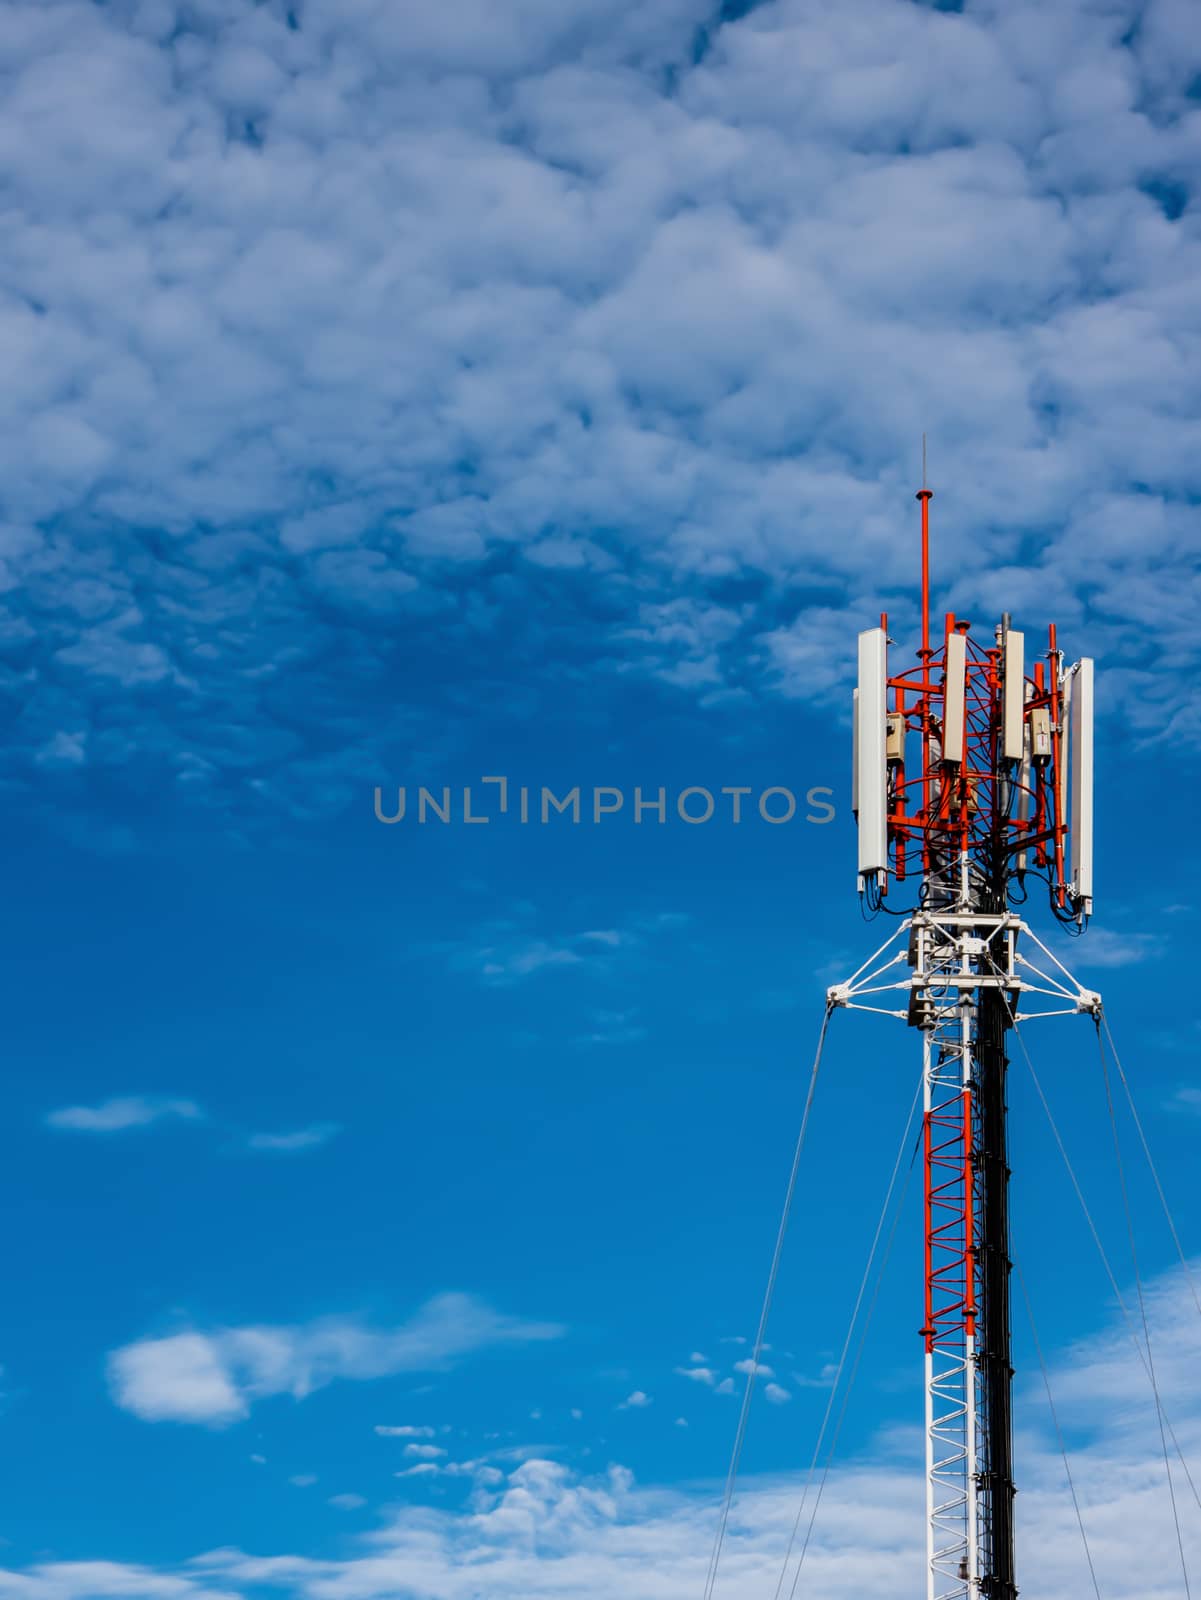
[35,730,87,767]
[792,1363,839,1391]
[244,1123,341,1153]
[375,1425,437,1439]
[329,1494,366,1511]
[403,1445,447,1461]
[458,907,684,989]
[107,1294,563,1425]
[1048,928,1165,971]
[476,938,585,984]
[764,1383,792,1406]
[733,1359,774,1379]
[395,1456,501,1485]
[675,1366,716,1386]
[619,1390,652,1409]
[45,1096,203,1133]
[107,1331,247,1427]
[288,1475,317,1489]
[0,1564,236,1600]
[762,607,865,700]
[575,1009,647,1048]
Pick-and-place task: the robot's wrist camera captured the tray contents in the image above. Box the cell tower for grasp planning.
[827,479,1099,1600]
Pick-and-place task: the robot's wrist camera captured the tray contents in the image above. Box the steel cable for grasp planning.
[1097,1028,1192,1599]
[1099,1015,1201,1326]
[777,1064,924,1600]
[1005,1004,1201,1520]
[1014,1255,1103,1600]
[702,1003,834,1600]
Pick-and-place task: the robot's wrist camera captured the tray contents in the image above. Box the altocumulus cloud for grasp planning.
[12,1265,1201,1599]
[106,1293,564,1425]
[1,0,1200,834]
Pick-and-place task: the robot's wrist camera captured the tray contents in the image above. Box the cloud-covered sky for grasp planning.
[3,0,1201,1593]
[3,0,1201,835]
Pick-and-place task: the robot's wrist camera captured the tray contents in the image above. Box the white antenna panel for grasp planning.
[1069,658,1095,915]
[1002,630,1025,762]
[856,628,888,886]
[943,631,967,763]
[1016,682,1032,876]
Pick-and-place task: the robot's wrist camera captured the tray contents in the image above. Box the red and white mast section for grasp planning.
[829,479,1099,1599]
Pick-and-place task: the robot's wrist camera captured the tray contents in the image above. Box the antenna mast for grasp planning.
[833,473,1099,1599]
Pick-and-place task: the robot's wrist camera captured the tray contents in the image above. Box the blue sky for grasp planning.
[2,0,1201,1595]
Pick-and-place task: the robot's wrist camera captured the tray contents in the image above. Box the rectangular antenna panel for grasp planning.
[1070,658,1095,913]
[852,687,860,818]
[856,628,887,883]
[943,631,967,763]
[1016,683,1032,874]
[1003,630,1025,762]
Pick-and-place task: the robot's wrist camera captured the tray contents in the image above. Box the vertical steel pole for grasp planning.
[923,1026,936,1600]
[976,981,1017,1598]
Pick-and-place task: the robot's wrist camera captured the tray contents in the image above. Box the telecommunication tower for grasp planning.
[827,481,1099,1600]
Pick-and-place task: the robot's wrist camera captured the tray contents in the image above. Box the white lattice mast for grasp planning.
[830,481,1099,1600]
